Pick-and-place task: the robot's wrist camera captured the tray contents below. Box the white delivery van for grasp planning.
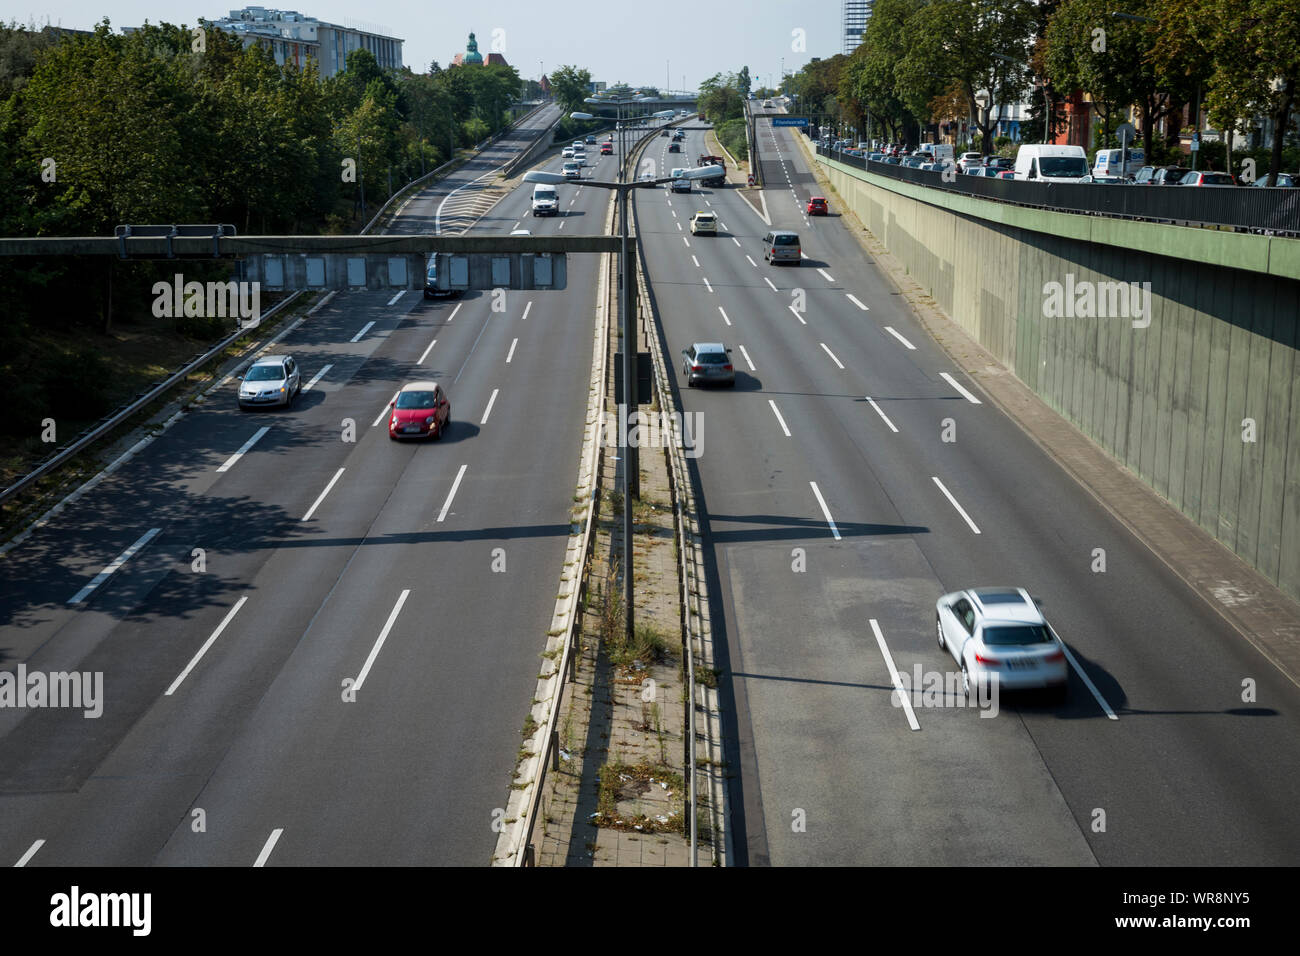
[531,184,559,216]
[1092,147,1145,179]
[1014,144,1089,183]
[921,143,955,164]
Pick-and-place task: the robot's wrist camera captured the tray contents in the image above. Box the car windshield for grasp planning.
[1039,157,1088,176]
[246,365,284,381]
[983,625,1053,646]
[396,391,437,409]
[696,352,728,364]
[774,234,799,245]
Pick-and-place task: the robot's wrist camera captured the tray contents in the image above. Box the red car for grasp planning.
[388,381,451,441]
[600,142,613,155]
[807,196,829,215]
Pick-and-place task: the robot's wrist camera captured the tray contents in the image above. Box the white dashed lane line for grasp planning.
[787,305,807,326]
[386,290,405,306]
[932,476,981,534]
[418,339,438,365]
[818,268,835,282]
[940,372,983,404]
[846,294,869,311]
[67,527,162,605]
[303,365,332,391]
[506,338,518,363]
[768,399,791,437]
[350,321,375,343]
[302,468,345,522]
[372,392,399,427]
[216,427,270,473]
[884,326,917,350]
[820,343,845,369]
[866,397,899,433]
[718,307,732,327]
[437,464,469,523]
[809,481,841,541]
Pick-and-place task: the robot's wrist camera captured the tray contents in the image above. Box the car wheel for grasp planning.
[936,614,946,651]
[961,660,972,699]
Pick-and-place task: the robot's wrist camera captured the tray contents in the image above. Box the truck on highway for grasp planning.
[696,155,726,188]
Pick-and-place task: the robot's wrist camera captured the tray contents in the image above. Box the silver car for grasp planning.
[238,354,301,409]
[935,587,1068,698]
[681,342,735,388]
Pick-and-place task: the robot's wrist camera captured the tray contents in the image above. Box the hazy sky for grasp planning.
[2,1,845,90]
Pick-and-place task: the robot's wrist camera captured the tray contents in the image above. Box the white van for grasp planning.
[531,184,559,216]
[923,143,955,164]
[1092,147,1145,179]
[1014,144,1089,183]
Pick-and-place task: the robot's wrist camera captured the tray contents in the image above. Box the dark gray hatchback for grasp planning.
[681,342,735,387]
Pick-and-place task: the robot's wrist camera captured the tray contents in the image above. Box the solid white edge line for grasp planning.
[253,828,284,868]
[14,840,44,867]
[871,619,921,731]
[216,426,271,473]
[353,589,411,693]
[931,476,981,534]
[818,268,835,282]
[809,481,841,541]
[787,305,807,325]
[437,464,468,523]
[718,307,732,327]
[417,338,438,365]
[350,320,375,343]
[521,301,533,321]
[302,468,345,522]
[67,527,162,604]
[865,397,899,433]
[884,326,917,350]
[941,371,983,404]
[768,399,791,436]
[303,364,332,391]
[372,391,399,427]
[846,293,869,311]
[506,338,518,363]
[1055,630,1120,720]
[480,388,499,424]
[386,290,406,306]
[738,345,756,371]
[820,342,845,369]
[166,596,249,695]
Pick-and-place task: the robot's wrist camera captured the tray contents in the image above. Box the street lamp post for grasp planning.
[543,107,700,640]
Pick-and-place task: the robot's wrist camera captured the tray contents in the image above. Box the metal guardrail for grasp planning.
[816,143,1300,236]
[0,292,302,506]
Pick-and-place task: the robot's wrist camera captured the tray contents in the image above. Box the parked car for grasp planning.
[1151,165,1192,185]
[689,211,717,235]
[958,151,983,173]
[935,587,1068,699]
[1132,165,1158,185]
[681,342,735,388]
[807,196,829,215]
[1180,170,1238,186]
[238,355,300,409]
[387,381,451,441]
[762,229,801,264]
[1253,172,1298,187]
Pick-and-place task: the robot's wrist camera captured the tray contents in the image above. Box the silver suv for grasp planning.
[238,355,301,409]
[681,342,735,388]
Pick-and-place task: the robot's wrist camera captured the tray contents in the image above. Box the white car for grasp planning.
[562,146,574,159]
[688,211,717,235]
[562,161,581,180]
[573,149,587,164]
[238,354,300,409]
[958,151,982,173]
[935,587,1068,698]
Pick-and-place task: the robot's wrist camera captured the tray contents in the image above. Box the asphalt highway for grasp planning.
[634,108,1300,866]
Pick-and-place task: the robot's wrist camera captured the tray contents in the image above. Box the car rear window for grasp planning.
[696,214,715,221]
[396,391,437,408]
[773,234,799,245]
[983,625,1053,646]
[697,352,728,364]
[1202,173,1235,185]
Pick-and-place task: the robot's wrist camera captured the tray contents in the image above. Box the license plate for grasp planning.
[1006,659,1036,670]
[404,425,422,433]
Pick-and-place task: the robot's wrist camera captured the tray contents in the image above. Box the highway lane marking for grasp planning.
[437,464,469,522]
[809,481,842,541]
[731,238,741,247]
[768,400,791,437]
[352,589,411,694]
[521,301,533,321]
[763,276,778,292]
[817,268,835,282]
[306,291,337,315]
[481,388,500,424]
[506,337,518,363]
[871,619,921,731]
[671,209,677,217]
[67,528,162,604]
[217,426,270,473]
[738,345,756,370]
[884,326,917,350]
[865,397,899,433]
[705,200,712,207]
[303,364,332,391]
[932,476,981,534]
[1057,636,1120,720]
[682,236,690,247]
[418,338,438,365]
[720,221,728,231]
[940,372,983,404]
[14,840,44,867]
[372,391,399,427]
[253,828,284,868]
[787,305,807,325]
[745,255,758,267]
[703,278,713,293]
[302,468,345,522]
[446,302,462,323]
[846,294,869,311]
[454,311,494,384]
[512,220,520,229]
[559,221,565,230]
[820,343,845,369]
[692,256,700,267]
[386,290,406,306]
[350,321,375,343]
[166,595,249,696]
[676,222,682,231]
[718,307,732,327]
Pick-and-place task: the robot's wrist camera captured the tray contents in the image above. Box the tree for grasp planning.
[549,64,591,113]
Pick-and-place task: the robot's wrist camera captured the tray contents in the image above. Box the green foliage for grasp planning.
[549,64,592,113]
[716,118,748,161]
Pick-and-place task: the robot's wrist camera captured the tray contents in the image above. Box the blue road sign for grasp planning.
[772,117,809,127]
